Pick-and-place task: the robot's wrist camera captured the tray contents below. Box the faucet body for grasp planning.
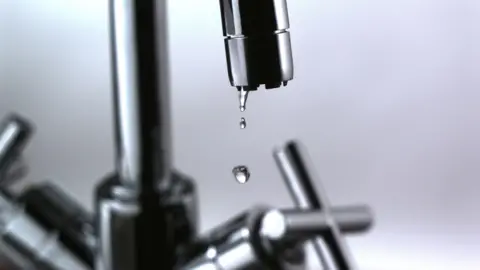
[0,1,374,269]
[100,1,296,268]
[0,115,374,270]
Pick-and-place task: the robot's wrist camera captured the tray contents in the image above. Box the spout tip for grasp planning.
[238,88,249,112]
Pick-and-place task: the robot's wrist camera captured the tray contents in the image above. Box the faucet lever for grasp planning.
[260,206,373,242]
[274,141,369,270]
[0,114,33,185]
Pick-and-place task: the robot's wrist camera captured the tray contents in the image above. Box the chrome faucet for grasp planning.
[0,1,373,269]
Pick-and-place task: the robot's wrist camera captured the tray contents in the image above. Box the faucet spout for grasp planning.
[219,0,294,91]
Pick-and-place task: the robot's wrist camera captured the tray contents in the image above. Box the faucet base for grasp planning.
[94,172,198,270]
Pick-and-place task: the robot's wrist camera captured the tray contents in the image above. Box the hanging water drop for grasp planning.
[232,165,250,184]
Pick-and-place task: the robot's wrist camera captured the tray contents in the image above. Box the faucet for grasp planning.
[0,1,373,269]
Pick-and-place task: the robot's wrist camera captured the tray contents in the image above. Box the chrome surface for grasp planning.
[220,0,294,90]
[261,206,373,241]
[274,141,361,270]
[183,204,372,270]
[0,194,87,270]
[219,0,290,35]
[105,1,178,268]
[181,206,305,270]
[110,0,172,190]
[19,183,96,267]
[0,0,376,269]
[0,114,32,179]
[96,197,139,270]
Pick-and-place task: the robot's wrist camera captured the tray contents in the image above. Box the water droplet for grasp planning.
[240,117,246,129]
[232,165,250,184]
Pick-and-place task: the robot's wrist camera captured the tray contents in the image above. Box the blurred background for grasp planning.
[1,0,480,269]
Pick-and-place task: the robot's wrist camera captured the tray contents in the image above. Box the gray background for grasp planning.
[1,0,480,269]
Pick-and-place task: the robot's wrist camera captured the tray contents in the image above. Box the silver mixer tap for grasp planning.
[0,1,374,269]
[0,114,374,270]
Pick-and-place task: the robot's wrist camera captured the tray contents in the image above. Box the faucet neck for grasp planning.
[110,0,172,193]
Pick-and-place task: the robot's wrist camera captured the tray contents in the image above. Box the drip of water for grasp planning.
[232,165,250,184]
[240,118,246,129]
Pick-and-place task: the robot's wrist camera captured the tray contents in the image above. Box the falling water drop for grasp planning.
[240,117,246,129]
[232,165,250,184]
